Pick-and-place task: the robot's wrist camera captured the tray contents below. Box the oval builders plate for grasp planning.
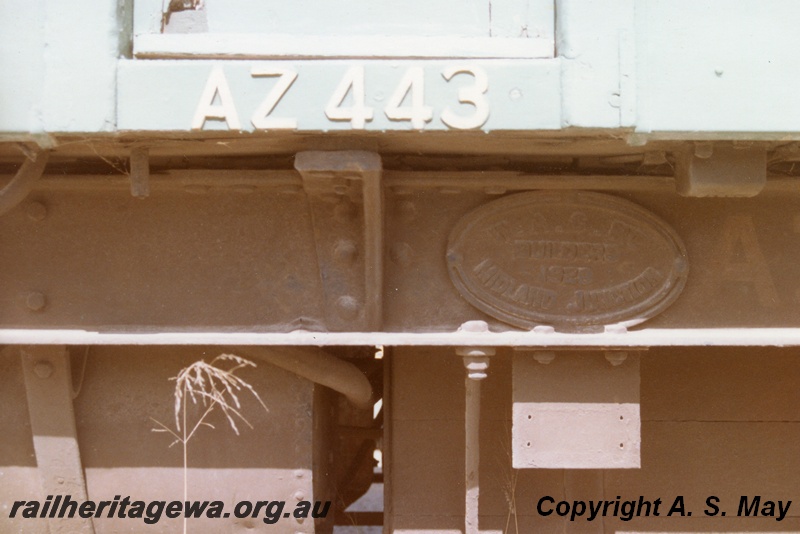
[446,191,689,330]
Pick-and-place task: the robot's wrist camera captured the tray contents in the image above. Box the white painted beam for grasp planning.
[2,328,800,346]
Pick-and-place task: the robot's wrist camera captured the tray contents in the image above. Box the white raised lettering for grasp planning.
[191,67,241,131]
[250,66,298,130]
[384,67,433,130]
[440,65,489,130]
[325,66,374,130]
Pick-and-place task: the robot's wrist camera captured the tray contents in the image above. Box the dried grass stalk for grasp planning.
[151,353,267,534]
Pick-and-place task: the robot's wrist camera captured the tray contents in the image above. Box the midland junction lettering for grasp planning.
[567,267,662,313]
[474,259,662,315]
[473,258,556,311]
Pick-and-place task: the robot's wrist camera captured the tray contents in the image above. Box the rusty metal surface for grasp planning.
[295,151,383,332]
[0,168,796,334]
[385,186,800,331]
[0,186,325,330]
[446,191,688,331]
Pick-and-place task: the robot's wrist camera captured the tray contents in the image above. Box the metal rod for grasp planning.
[231,345,373,408]
[0,149,49,216]
[458,347,494,534]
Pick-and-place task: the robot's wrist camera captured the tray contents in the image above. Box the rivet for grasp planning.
[26,201,47,221]
[56,477,65,485]
[714,66,724,77]
[333,184,349,195]
[390,242,412,266]
[608,92,621,108]
[33,361,53,379]
[694,142,714,159]
[333,240,358,265]
[533,351,556,365]
[336,296,360,320]
[509,88,523,101]
[26,292,47,312]
[293,470,305,479]
[605,351,628,366]
[293,491,304,501]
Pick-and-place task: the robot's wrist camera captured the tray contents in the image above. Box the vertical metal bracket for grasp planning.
[20,345,94,534]
[129,146,151,199]
[295,151,383,331]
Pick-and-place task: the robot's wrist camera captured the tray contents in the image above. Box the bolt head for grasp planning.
[335,296,360,320]
[26,292,46,312]
[33,361,53,379]
[605,351,629,366]
[26,202,47,221]
[333,240,358,265]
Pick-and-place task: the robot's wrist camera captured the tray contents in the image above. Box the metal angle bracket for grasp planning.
[512,350,641,469]
[20,345,94,534]
[675,143,767,197]
[295,151,383,332]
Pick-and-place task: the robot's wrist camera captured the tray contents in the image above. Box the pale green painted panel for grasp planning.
[0,0,46,133]
[636,0,800,133]
[117,59,561,132]
[40,0,120,132]
[491,0,554,40]
[136,0,555,60]
[205,0,489,37]
[0,0,120,134]
[557,0,635,129]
